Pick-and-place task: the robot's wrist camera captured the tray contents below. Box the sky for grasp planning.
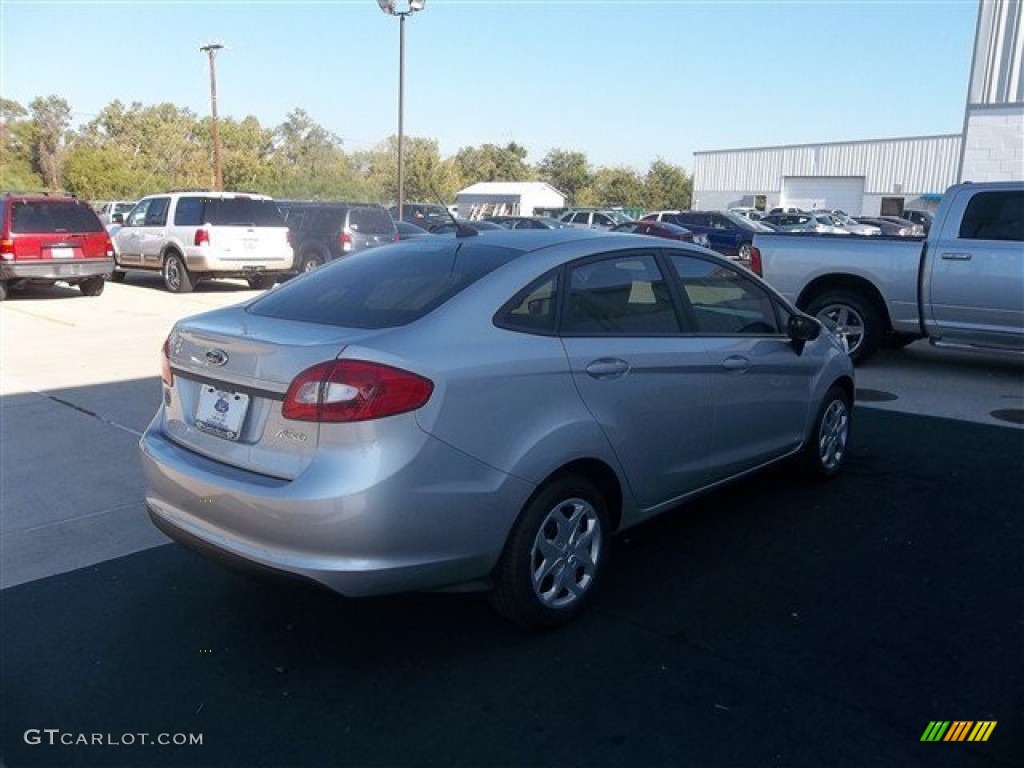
[1,0,980,173]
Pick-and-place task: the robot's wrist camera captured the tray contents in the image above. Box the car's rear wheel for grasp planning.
[803,385,851,480]
[0,281,7,302]
[489,475,610,628]
[163,253,195,293]
[110,270,126,283]
[299,251,323,273]
[79,276,105,297]
[248,274,277,291]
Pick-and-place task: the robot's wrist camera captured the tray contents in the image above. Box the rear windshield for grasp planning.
[11,201,104,234]
[176,197,285,227]
[248,240,523,328]
[349,207,395,234]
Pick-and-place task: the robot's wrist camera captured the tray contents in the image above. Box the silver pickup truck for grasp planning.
[750,181,1024,364]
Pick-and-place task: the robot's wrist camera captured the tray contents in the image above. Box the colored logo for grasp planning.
[921,721,996,742]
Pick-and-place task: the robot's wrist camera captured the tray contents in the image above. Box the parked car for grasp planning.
[113,191,293,292]
[828,211,881,236]
[760,213,849,235]
[641,210,770,260]
[389,203,450,230]
[751,181,1024,364]
[876,216,926,237]
[394,220,432,240]
[93,200,137,226]
[0,193,114,301]
[484,216,569,230]
[729,207,766,221]
[854,216,919,237]
[768,206,807,215]
[280,201,397,273]
[900,209,934,233]
[142,228,854,627]
[429,219,505,235]
[609,220,708,246]
[559,209,633,230]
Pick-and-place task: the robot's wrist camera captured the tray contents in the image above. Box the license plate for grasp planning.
[195,386,250,441]
[49,247,74,258]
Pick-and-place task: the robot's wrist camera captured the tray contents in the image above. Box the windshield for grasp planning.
[607,211,633,225]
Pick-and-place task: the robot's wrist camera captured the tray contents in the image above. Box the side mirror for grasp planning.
[112,213,124,225]
[788,314,820,354]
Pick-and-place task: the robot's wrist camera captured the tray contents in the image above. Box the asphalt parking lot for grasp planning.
[1,277,1022,767]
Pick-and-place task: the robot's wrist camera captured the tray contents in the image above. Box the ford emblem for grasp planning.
[205,348,229,367]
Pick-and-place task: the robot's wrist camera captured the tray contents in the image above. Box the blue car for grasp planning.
[641,210,771,261]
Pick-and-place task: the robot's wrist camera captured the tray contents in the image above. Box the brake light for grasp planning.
[1,238,13,260]
[339,231,353,253]
[283,360,433,423]
[194,229,210,246]
[104,235,114,258]
[161,335,174,387]
[750,246,763,277]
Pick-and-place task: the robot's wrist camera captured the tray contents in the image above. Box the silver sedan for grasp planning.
[141,229,854,627]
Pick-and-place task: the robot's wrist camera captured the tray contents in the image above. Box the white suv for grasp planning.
[113,191,293,293]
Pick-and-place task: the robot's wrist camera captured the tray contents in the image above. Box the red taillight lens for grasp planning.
[104,235,114,258]
[194,229,210,246]
[1,238,14,260]
[750,246,763,276]
[339,232,353,253]
[283,360,433,423]
[161,335,174,386]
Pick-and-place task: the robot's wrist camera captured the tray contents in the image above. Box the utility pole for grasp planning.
[200,43,225,191]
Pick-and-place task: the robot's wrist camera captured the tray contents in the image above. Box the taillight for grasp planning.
[1,238,13,260]
[194,229,210,246]
[283,360,433,423]
[161,335,174,387]
[104,235,114,258]
[339,232,353,252]
[750,246,763,277]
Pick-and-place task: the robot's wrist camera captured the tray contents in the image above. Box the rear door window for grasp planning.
[960,191,1024,241]
[349,207,394,234]
[173,197,204,226]
[10,201,104,233]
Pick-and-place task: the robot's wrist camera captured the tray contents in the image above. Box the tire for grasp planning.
[163,252,195,293]
[489,475,611,628]
[802,385,852,480]
[248,274,277,291]
[882,332,918,350]
[806,290,882,365]
[298,251,323,273]
[110,270,126,283]
[737,241,753,261]
[0,281,7,302]
[79,276,105,297]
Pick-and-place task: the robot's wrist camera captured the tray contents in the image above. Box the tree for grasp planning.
[536,149,591,205]
[359,135,456,204]
[452,142,531,185]
[643,158,692,211]
[268,109,358,198]
[0,98,42,190]
[28,95,71,191]
[577,166,645,208]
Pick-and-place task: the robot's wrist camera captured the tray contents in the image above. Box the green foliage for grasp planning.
[0,98,43,191]
[453,142,531,185]
[536,149,591,205]
[644,158,692,211]
[29,95,71,191]
[578,166,645,208]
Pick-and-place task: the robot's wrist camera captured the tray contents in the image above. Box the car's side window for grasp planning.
[144,197,170,227]
[174,197,204,226]
[960,191,1024,242]
[562,253,681,335]
[668,254,782,335]
[495,271,560,335]
[594,214,613,227]
[125,200,150,228]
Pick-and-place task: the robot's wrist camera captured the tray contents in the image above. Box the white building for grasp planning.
[456,182,566,219]
[693,0,1023,217]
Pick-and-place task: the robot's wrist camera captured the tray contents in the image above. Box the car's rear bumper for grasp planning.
[0,257,114,281]
[183,248,293,274]
[139,422,535,597]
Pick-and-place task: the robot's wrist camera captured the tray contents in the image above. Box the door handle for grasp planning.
[941,252,972,261]
[585,358,630,379]
[721,355,750,372]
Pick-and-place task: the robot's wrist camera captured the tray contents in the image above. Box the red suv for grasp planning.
[0,193,115,301]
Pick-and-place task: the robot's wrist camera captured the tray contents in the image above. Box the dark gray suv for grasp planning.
[280,201,397,273]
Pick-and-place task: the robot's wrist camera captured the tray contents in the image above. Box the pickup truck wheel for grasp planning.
[806,291,881,365]
[163,253,195,293]
[79,276,105,297]
[489,475,610,628]
[803,385,851,480]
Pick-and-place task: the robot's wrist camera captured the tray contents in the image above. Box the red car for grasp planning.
[0,193,114,301]
[610,219,702,243]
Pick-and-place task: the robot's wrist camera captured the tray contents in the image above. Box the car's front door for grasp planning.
[115,199,151,265]
[139,196,171,266]
[559,250,714,509]
[666,252,817,479]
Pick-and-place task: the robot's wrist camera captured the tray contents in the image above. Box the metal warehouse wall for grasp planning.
[693,135,962,197]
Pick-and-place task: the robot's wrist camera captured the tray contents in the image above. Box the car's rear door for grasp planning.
[558,249,714,509]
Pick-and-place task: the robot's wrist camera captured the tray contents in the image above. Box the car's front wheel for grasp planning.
[803,385,852,480]
[490,475,611,628]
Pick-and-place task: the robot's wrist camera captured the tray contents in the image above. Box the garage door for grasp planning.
[781,177,866,215]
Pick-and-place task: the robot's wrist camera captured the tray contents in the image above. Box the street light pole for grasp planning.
[200,42,225,191]
[377,1,427,221]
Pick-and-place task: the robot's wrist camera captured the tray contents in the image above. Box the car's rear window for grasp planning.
[10,201,104,234]
[176,197,284,227]
[248,240,524,328]
[349,207,394,234]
